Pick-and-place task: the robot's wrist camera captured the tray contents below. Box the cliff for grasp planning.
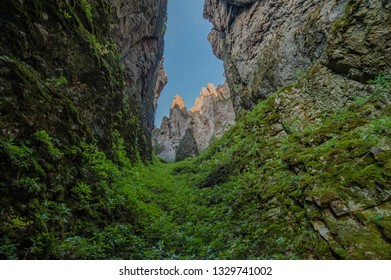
[204,0,350,111]
[153,83,235,161]
[182,0,391,258]
[1,0,390,261]
[110,0,168,158]
[0,0,167,259]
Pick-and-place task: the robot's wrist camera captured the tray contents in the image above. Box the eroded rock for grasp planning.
[153,83,236,161]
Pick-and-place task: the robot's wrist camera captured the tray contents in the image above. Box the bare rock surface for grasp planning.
[111,0,168,157]
[204,0,349,112]
[153,83,236,161]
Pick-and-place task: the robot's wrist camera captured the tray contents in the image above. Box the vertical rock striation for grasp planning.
[153,83,236,161]
[190,82,236,151]
[110,0,168,159]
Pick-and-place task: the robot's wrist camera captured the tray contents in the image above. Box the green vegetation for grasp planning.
[1,0,390,260]
[1,73,390,259]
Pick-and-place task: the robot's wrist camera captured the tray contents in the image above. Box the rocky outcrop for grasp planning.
[204,0,349,112]
[324,0,391,82]
[153,83,235,161]
[190,82,235,151]
[154,58,168,110]
[153,95,193,161]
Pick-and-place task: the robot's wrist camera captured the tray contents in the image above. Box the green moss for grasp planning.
[331,1,360,33]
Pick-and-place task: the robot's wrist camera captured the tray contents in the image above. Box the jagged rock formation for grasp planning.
[153,83,235,161]
[204,0,350,112]
[190,82,235,150]
[153,95,193,161]
[154,58,168,110]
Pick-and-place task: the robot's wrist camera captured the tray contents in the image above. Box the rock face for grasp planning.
[110,0,168,158]
[197,0,391,259]
[204,0,349,112]
[153,83,235,161]
[153,95,193,161]
[0,0,167,161]
[0,0,167,258]
[154,58,168,110]
[190,83,235,150]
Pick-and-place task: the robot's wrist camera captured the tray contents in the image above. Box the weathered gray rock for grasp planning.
[190,82,235,150]
[176,128,198,161]
[154,58,168,110]
[153,95,192,162]
[226,0,257,6]
[325,0,391,82]
[111,0,168,158]
[153,83,236,161]
[204,0,349,112]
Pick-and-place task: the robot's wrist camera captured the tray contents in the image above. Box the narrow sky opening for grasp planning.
[155,0,225,127]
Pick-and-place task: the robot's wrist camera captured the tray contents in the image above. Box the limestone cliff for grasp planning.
[110,0,168,158]
[204,0,350,111]
[0,0,167,162]
[153,95,193,162]
[153,83,235,161]
[190,83,236,151]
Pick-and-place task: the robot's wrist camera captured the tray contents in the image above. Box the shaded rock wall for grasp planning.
[0,0,167,162]
[0,0,167,258]
[110,0,168,158]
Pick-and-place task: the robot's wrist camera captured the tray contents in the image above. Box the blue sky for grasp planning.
[155,0,225,127]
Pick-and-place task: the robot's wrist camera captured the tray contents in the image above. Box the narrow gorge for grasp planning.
[0,0,390,260]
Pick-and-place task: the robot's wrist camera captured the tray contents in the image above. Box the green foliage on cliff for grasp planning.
[0,0,159,259]
[179,74,391,259]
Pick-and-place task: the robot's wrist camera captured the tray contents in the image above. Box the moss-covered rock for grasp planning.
[0,0,167,259]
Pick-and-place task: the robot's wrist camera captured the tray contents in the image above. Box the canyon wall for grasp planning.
[196,0,391,259]
[0,0,167,163]
[0,0,167,258]
[204,0,350,112]
[110,0,168,158]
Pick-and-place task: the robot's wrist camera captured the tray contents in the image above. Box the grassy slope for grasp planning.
[170,74,391,259]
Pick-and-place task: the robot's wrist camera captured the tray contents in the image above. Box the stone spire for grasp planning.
[153,82,236,161]
[190,83,219,113]
[171,94,186,110]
